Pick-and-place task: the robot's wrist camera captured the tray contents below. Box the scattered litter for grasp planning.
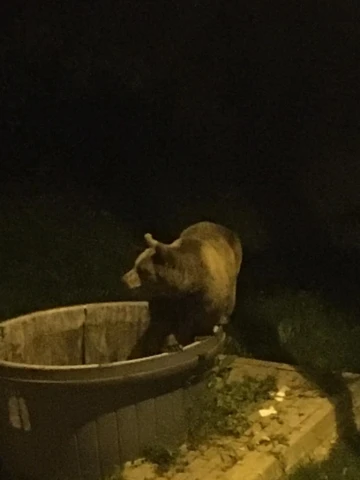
[273,385,290,402]
[259,406,277,417]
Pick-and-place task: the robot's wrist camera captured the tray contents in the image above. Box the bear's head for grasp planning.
[121,233,182,298]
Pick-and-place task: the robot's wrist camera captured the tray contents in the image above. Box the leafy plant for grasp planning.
[187,355,276,447]
[142,444,180,475]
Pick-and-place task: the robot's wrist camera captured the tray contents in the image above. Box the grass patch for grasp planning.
[237,288,360,372]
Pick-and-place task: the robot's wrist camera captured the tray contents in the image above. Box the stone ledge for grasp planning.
[224,358,360,480]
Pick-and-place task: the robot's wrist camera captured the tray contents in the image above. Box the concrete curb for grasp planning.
[225,398,335,480]
[122,357,360,480]
[224,358,360,480]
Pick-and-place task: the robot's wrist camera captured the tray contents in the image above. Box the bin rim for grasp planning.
[0,302,226,385]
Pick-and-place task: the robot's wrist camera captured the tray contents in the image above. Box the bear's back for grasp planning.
[180,221,242,272]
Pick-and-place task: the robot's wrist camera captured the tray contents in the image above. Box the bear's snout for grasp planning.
[122,269,142,290]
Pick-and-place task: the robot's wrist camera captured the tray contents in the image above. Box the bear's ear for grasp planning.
[144,233,158,248]
[144,233,175,261]
[145,233,182,250]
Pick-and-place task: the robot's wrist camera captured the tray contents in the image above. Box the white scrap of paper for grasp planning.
[259,406,277,417]
[275,385,290,402]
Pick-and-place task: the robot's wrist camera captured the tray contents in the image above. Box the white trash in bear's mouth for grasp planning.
[123,269,142,289]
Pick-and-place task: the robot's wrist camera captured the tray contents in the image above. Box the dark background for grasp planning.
[1,0,360,314]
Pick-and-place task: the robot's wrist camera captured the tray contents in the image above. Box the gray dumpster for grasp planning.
[0,302,225,480]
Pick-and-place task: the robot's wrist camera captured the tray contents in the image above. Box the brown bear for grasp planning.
[122,221,242,355]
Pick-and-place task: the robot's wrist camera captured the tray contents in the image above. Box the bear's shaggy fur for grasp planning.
[122,221,242,354]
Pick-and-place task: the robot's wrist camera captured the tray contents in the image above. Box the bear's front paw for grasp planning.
[166,343,184,353]
[162,333,184,353]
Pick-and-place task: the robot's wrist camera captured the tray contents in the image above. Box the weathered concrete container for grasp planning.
[0,302,225,480]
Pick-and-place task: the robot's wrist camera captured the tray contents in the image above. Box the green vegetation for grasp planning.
[187,355,276,448]
[142,445,181,475]
[238,288,360,372]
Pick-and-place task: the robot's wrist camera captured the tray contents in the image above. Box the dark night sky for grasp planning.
[1,0,360,262]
